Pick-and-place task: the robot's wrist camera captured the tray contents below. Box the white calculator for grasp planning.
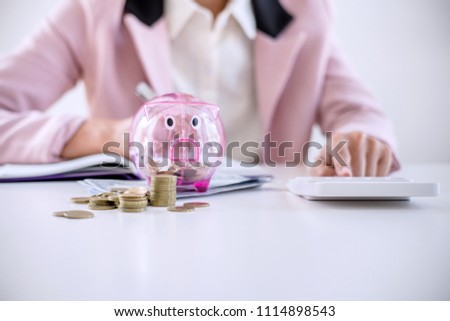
[287,177,440,200]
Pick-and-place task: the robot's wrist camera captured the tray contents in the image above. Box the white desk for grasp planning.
[0,164,449,300]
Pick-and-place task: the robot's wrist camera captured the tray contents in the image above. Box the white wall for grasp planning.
[1,0,449,163]
[0,0,88,117]
[333,0,450,163]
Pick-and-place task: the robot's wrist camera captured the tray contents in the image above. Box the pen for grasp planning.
[135,82,155,102]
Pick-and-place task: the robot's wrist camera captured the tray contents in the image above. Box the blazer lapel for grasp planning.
[254,28,307,133]
[124,15,173,95]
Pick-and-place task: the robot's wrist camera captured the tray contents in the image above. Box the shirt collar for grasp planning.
[165,0,257,40]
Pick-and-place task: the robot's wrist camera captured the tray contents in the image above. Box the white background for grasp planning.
[1,0,449,163]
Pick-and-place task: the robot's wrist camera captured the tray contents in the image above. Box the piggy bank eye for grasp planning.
[191,116,200,129]
[165,116,175,130]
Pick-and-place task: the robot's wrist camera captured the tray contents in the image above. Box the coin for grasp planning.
[119,193,148,200]
[119,201,148,209]
[107,195,120,202]
[167,206,195,213]
[124,186,148,195]
[109,187,129,193]
[99,192,115,197]
[63,210,94,219]
[149,175,177,207]
[88,204,116,211]
[70,197,90,204]
[119,207,146,213]
[89,196,109,201]
[183,202,210,208]
[158,171,175,175]
[53,211,66,217]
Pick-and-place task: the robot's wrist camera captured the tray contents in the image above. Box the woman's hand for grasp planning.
[309,132,393,177]
[61,118,132,159]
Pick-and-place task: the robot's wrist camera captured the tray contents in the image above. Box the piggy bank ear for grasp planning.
[144,104,166,120]
[204,105,220,120]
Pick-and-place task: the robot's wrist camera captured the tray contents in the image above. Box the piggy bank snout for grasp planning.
[170,136,201,163]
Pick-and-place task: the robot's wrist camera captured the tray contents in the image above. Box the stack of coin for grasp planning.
[149,175,177,207]
[88,194,117,210]
[118,193,148,213]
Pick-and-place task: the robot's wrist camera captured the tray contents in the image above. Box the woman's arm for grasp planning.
[314,0,400,176]
[0,0,90,163]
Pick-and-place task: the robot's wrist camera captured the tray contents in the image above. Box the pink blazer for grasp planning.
[0,0,399,168]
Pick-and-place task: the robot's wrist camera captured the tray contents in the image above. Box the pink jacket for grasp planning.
[0,0,399,167]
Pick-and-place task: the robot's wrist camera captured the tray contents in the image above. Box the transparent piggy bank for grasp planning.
[129,93,226,192]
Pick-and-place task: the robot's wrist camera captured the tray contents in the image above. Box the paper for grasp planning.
[79,172,273,198]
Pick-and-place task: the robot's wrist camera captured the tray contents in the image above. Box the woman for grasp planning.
[0,0,398,176]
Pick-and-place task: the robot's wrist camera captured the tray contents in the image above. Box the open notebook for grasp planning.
[0,154,272,197]
[0,154,139,182]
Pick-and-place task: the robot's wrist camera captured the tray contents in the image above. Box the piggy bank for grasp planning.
[129,93,226,192]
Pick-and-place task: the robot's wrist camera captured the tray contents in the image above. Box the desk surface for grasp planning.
[1,164,449,300]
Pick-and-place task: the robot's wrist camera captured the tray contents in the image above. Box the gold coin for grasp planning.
[89,200,115,208]
[53,211,66,217]
[153,174,177,179]
[107,195,120,202]
[167,206,195,213]
[70,197,91,204]
[88,204,116,211]
[89,200,113,206]
[119,193,148,199]
[109,187,129,193]
[149,175,178,207]
[63,210,94,219]
[99,192,115,197]
[119,207,146,213]
[89,196,111,203]
[119,201,148,209]
[125,186,148,195]
[183,202,210,208]
[158,171,175,175]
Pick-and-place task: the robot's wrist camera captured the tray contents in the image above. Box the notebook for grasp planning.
[0,154,273,198]
[0,154,139,182]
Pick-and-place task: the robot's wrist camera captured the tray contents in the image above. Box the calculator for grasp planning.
[287,177,440,200]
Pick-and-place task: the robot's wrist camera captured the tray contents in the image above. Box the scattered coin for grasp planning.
[63,210,94,219]
[167,206,195,213]
[53,211,67,217]
[183,202,210,208]
[70,197,91,204]
[65,182,203,216]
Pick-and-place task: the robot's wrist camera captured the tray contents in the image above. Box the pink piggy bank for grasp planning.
[130,93,226,192]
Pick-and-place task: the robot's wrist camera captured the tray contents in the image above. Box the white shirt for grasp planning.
[165,0,260,161]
